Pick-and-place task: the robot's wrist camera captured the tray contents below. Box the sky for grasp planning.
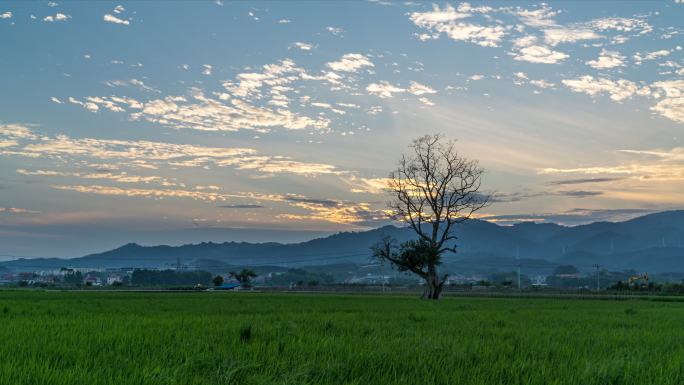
[1,1,683,258]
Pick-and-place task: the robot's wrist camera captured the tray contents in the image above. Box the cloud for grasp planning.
[538,156,684,182]
[482,208,656,226]
[513,45,569,64]
[561,76,649,102]
[651,95,684,124]
[50,97,63,104]
[293,42,313,51]
[0,207,39,214]
[408,81,437,95]
[277,199,383,224]
[105,79,160,93]
[409,4,471,26]
[72,78,331,133]
[366,81,405,98]
[586,49,626,69]
[409,4,505,47]
[344,176,390,194]
[0,124,340,177]
[548,177,623,185]
[515,4,557,27]
[418,97,435,106]
[218,204,264,209]
[202,64,213,75]
[326,26,343,35]
[326,53,373,73]
[0,12,12,19]
[133,90,329,132]
[559,190,603,198]
[0,124,38,140]
[52,185,229,202]
[529,79,555,89]
[634,49,671,65]
[310,102,346,115]
[104,14,129,25]
[278,19,291,24]
[43,13,70,22]
[543,27,602,46]
[18,168,183,187]
[113,5,125,14]
[588,17,652,34]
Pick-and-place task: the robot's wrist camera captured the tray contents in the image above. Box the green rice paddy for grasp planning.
[1,291,684,385]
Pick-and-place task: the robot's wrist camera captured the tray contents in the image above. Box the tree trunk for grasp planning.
[421,265,444,300]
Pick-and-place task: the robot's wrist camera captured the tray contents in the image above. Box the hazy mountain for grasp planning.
[3,210,684,273]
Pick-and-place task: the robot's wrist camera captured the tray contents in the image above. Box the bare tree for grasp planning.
[372,134,488,299]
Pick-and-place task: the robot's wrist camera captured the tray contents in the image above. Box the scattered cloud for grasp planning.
[634,49,670,65]
[105,79,160,93]
[543,27,602,46]
[562,76,649,102]
[326,53,373,73]
[292,42,313,51]
[0,124,339,177]
[514,4,557,27]
[104,13,129,25]
[0,207,39,214]
[513,45,569,64]
[326,26,343,36]
[218,204,264,209]
[366,81,405,98]
[0,11,12,19]
[408,81,436,95]
[586,49,626,69]
[548,177,623,185]
[409,4,505,47]
[43,13,70,22]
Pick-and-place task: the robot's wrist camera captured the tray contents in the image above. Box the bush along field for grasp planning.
[2,291,684,385]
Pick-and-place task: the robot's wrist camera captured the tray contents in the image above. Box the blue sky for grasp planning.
[1,1,683,258]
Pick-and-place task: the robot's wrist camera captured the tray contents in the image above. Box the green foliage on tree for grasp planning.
[212,275,224,287]
[229,269,257,288]
[130,269,212,287]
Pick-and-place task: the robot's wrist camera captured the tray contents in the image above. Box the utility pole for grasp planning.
[593,264,600,292]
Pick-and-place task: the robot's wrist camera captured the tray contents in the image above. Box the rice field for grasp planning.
[1,291,684,385]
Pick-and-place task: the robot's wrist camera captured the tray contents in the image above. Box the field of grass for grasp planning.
[2,291,684,385]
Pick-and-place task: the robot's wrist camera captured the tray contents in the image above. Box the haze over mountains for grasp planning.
[3,211,684,274]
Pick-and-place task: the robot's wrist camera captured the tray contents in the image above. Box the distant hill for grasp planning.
[3,210,684,273]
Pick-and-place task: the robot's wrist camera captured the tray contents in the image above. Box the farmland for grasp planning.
[2,291,684,385]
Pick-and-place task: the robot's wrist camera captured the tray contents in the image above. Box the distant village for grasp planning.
[2,264,682,293]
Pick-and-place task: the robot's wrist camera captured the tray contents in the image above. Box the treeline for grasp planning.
[268,269,334,287]
[608,281,684,293]
[131,269,212,286]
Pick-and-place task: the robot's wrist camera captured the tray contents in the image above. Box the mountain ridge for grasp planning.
[3,210,684,273]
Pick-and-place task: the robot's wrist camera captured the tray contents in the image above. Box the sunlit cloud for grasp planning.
[561,76,650,102]
[103,13,129,25]
[0,124,339,177]
[43,13,70,22]
[513,45,569,64]
[586,49,626,69]
[326,53,374,73]
[409,4,505,47]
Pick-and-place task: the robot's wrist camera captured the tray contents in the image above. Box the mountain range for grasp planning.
[3,210,684,274]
